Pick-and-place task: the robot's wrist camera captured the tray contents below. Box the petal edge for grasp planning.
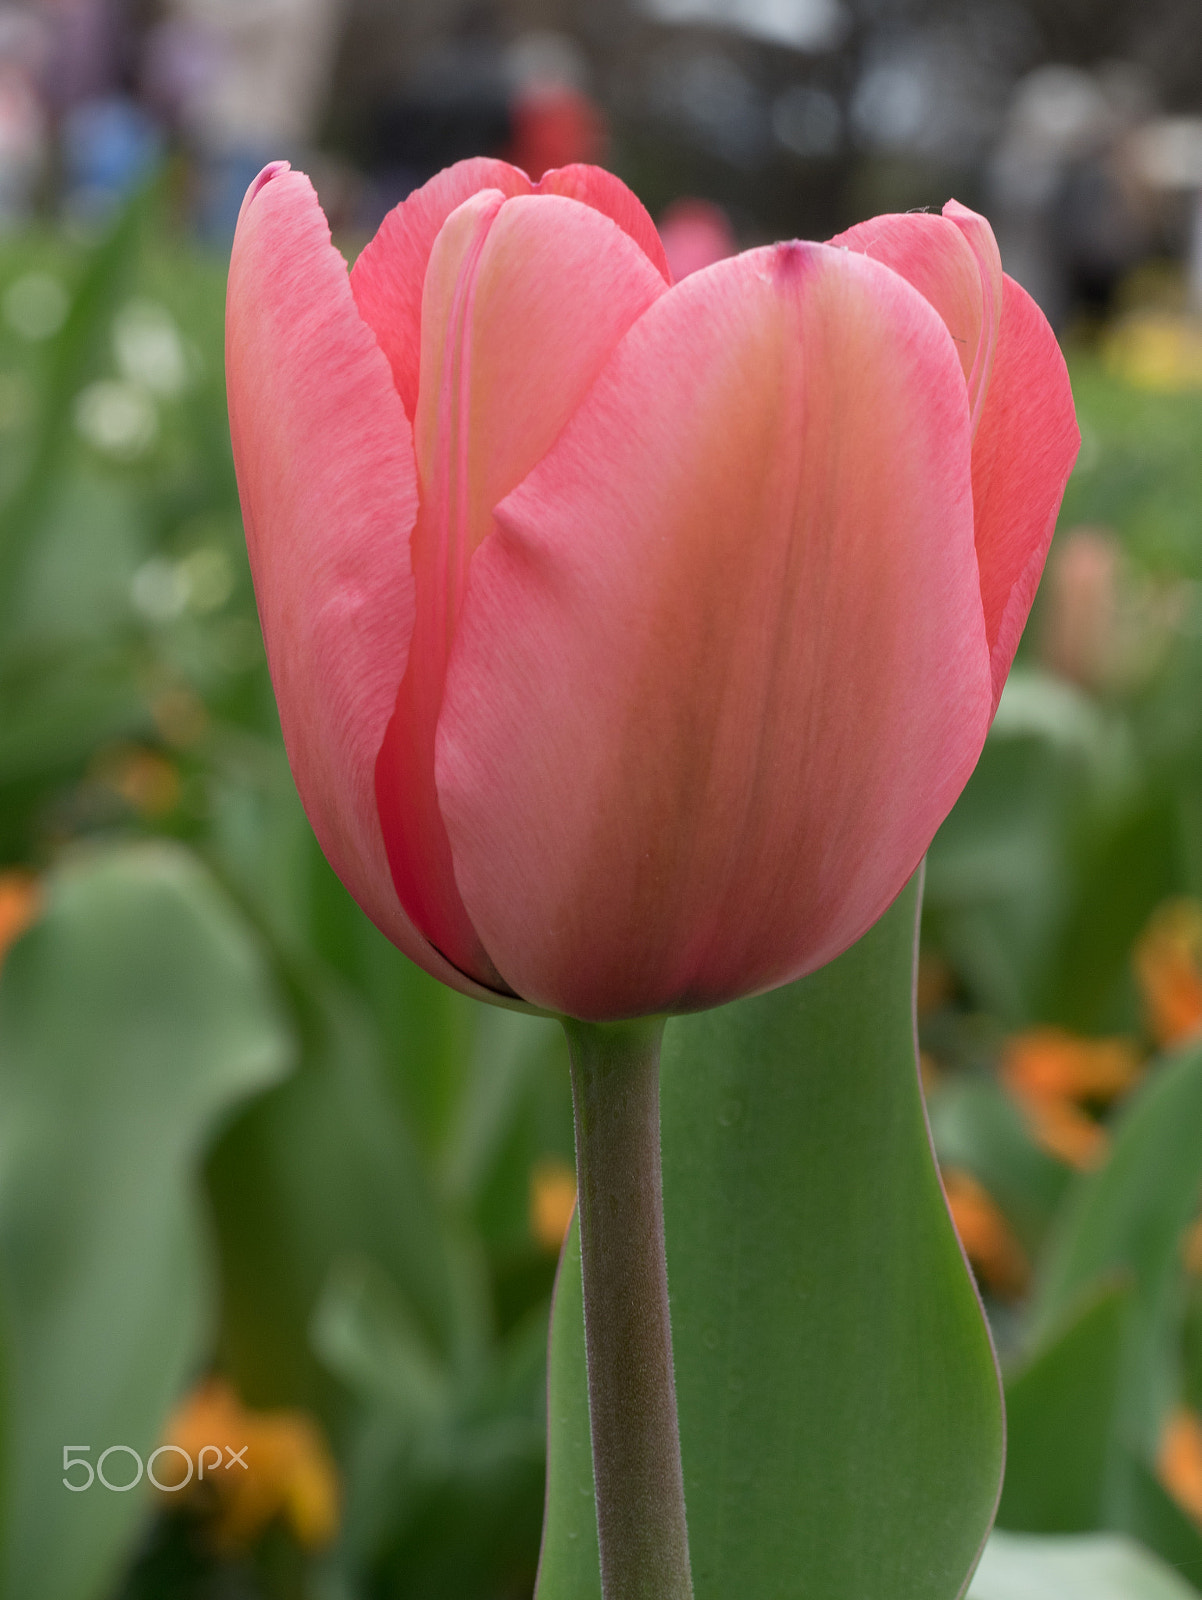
[228,167,496,1000]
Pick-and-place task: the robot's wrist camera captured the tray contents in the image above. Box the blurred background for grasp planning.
[7,0,1202,1597]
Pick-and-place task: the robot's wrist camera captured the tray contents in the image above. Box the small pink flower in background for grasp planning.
[1040,525,1120,690]
[1040,523,1190,696]
[226,159,1078,1022]
[657,197,736,281]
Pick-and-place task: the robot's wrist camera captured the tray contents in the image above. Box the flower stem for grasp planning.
[562,1016,694,1600]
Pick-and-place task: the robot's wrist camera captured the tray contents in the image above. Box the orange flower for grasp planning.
[530,1159,577,1253]
[1160,1408,1202,1524]
[942,1167,1029,1298]
[157,1377,338,1551]
[1019,1096,1108,1170]
[1002,1026,1142,1103]
[1183,1218,1202,1278]
[1135,900,1202,1049]
[1001,1026,1142,1169]
[0,871,41,973]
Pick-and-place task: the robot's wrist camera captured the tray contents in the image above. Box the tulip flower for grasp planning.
[227,160,1077,1025]
[226,157,1078,1600]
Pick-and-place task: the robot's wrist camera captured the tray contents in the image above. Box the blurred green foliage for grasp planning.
[0,187,576,1600]
[4,187,1202,1597]
[920,337,1202,1591]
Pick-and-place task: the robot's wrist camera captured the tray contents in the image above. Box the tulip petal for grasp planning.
[832,205,1078,709]
[972,274,1080,708]
[375,190,668,983]
[436,244,992,1020]
[943,199,1004,427]
[538,163,672,281]
[830,203,1001,432]
[350,160,670,420]
[227,165,489,999]
[350,158,533,418]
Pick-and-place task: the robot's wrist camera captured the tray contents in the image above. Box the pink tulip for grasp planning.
[227,159,1079,1023]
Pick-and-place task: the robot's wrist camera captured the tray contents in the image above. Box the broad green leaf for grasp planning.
[315,1254,548,1600]
[537,876,1004,1599]
[1115,1456,1202,1591]
[313,1255,454,1430]
[1028,1041,1202,1456]
[967,1531,1200,1600]
[923,671,1151,1035]
[304,839,480,1158]
[205,976,464,1420]
[998,1284,1202,1587]
[924,726,1085,1023]
[999,1280,1133,1532]
[1183,1280,1202,1411]
[1010,1041,1202,1581]
[1038,795,1180,1034]
[441,1007,567,1210]
[0,841,292,1600]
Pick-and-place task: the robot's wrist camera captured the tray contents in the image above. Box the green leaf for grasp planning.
[967,1531,1201,1600]
[205,975,467,1421]
[923,722,1084,1023]
[0,841,292,1600]
[999,1280,1133,1532]
[537,1218,600,1598]
[312,1255,454,1431]
[1008,1042,1202,1580]
[536,876,1004,1599]
[1027,1041,1202,1457]
[1038,795,1181,1034]
[315,1257,548,1600]
[1115,1456,1202,1590]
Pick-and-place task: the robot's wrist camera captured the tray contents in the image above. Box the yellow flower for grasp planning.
[1160,1408,1202,1524]
[530,1159,577,1252]
[157,1377,338,1551]
[1135,899,1202,1049]
[1103,311,1202,392]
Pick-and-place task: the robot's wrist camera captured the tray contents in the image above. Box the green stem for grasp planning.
[562,1016,694,1600]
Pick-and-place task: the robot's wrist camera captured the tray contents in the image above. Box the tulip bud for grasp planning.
[226,159,1078,1023]
[227,160,1079,1600]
